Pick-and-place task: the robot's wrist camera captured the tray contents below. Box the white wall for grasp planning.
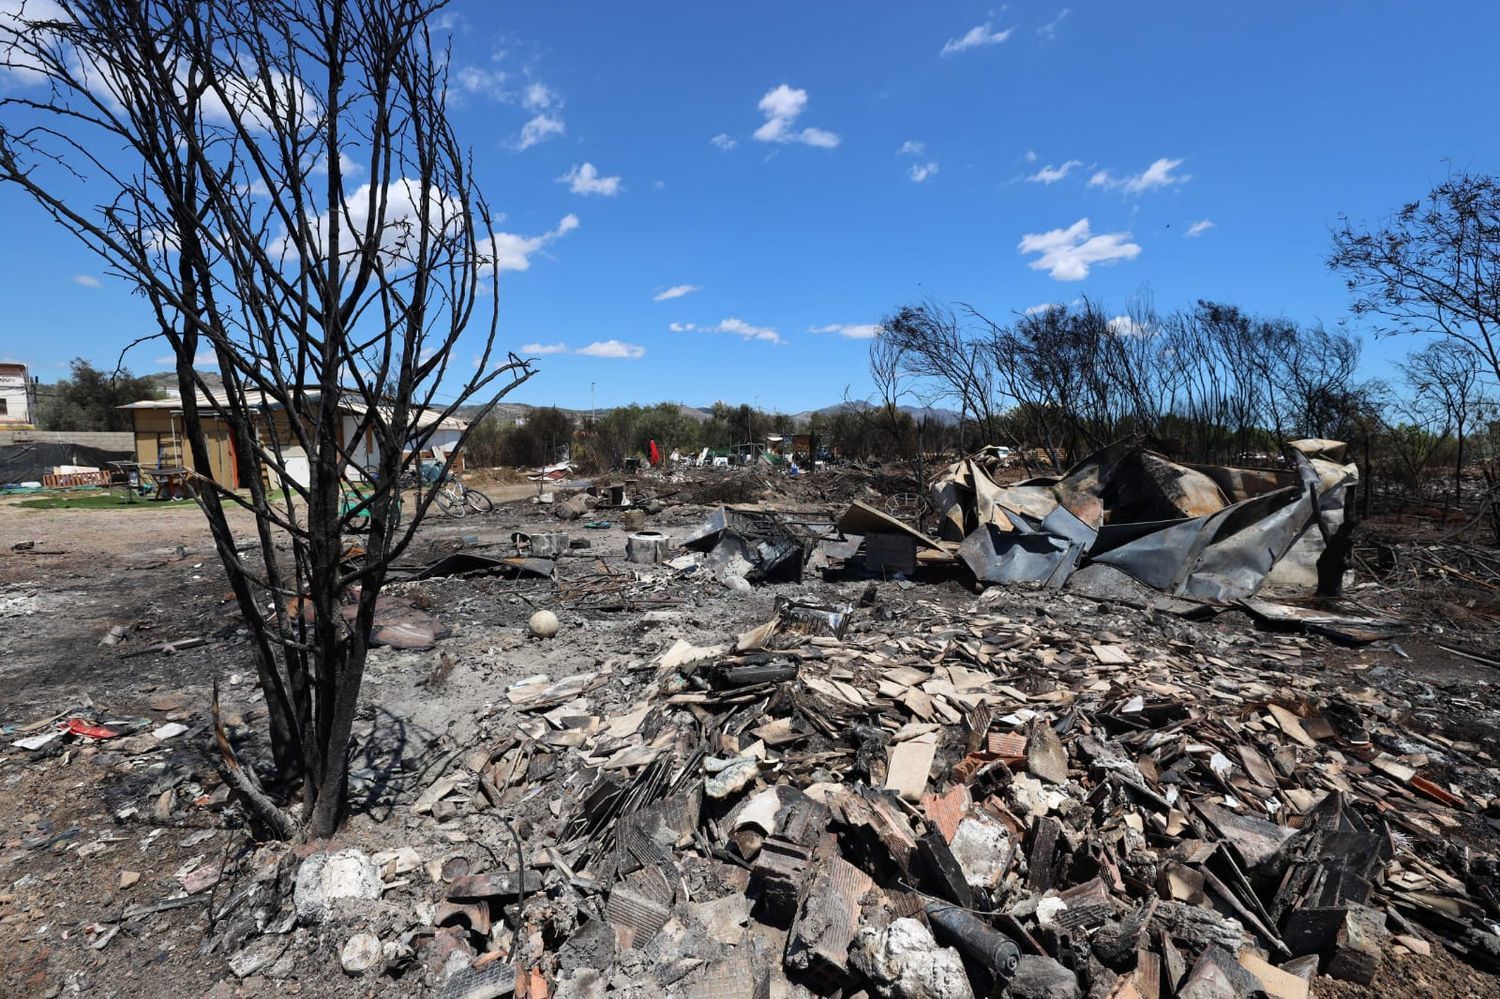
[0,368,33,425]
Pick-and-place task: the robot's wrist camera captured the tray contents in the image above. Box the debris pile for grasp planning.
[348,588,1500,997]
[925,439,1357,606]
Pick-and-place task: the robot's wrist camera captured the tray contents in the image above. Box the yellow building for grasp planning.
[119,390,467,491]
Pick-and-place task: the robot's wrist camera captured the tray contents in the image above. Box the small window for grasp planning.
[0,398,8,415]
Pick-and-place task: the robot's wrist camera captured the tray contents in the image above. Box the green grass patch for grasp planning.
[17,492,189,511]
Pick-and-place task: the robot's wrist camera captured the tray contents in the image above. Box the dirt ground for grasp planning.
[0,482,1497,998]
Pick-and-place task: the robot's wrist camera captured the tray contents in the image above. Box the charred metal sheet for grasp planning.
[408,552,556,580]
[1181,488,1311,602]
[957,523,1080,587]
[687,506,837,583]
[1236,599,1412,645]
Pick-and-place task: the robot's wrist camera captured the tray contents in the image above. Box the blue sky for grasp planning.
[3,2,1499,412]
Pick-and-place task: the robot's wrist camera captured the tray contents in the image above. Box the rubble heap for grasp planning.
[396,589,1500,998]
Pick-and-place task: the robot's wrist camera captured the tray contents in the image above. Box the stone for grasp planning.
[293,849,383,925]
[947,813,1013,890]
[855,917,974,999]
[1393,933,1430,957]
[228,936,288,979]
[372,846,421,879]
[340,932,382,974]
[686,894,751,946]
[704,757,759,800]
[529,609,561,638]
[1326,904,1388,986]
[1007,954,1081,999]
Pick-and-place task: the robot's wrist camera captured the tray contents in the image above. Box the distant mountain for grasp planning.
[461,399,960,426]
[788,400,962,425]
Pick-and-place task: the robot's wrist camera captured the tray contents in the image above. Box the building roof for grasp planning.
[119,389,466,432]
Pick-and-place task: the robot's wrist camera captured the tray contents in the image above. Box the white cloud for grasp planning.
[710,133,738,151]
[1185,218,1215,237]
[940,23,1014,56]
[1018,218,1141,281]
[1027,159,1081,184]
[1024,303,1057,315]
[485,214,579,273]
[454,65,508,102]
[576,339,645,359]
[1108,315,1152,338]
[1089,157,1189,194]
[559,162,623,197]
[654,284,700,302]
[522,82,559,111]
[1025,149,1038,163]
[316,151,363,177]
[752,84,840,149]
[71,274,101,288]
[671,318,782,344]
[1038,9,1072,40]
[276,177,465,271]
[517,340,644,359]
[450,65,566,149]
[809,323,882,340]
[898,141,938,181]
[517,113,565,150]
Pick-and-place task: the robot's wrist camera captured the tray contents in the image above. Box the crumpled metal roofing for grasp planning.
[935,441,1358,604]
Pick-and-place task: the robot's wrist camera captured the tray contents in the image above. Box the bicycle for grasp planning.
[341,485,403,533]
[432,475,492,518]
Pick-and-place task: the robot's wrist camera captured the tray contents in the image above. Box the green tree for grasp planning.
[504,407,575,467]
[38,358,160,431]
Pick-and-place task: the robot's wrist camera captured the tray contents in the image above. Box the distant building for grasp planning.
[118,389,467,490]
[0,362,38,427]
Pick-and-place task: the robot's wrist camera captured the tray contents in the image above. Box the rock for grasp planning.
[119,870,139,889]
[685,893,751,946]
[555,967,607,999]
[228,936,288,979]
[1009,774,1063,818]
[948,813,1013,890]
[529,609,561,638]
[855,917,974,999]
[556,493,591,520]
[340,932,383,974]
[1394,933,1431,956]
[1326,904,1388,986]
[1008,954,1082,999]
[372,846,421,879]
[704,757,758,800]
[293,849,383,925]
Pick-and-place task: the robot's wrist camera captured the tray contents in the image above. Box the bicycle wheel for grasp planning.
[433,488,465,518]
[464,488,493,514]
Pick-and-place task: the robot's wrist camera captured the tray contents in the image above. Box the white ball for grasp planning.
[528,609,560,638]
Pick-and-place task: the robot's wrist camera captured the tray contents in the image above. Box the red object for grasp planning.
[58,718,120,740]
[648,439,661,466]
